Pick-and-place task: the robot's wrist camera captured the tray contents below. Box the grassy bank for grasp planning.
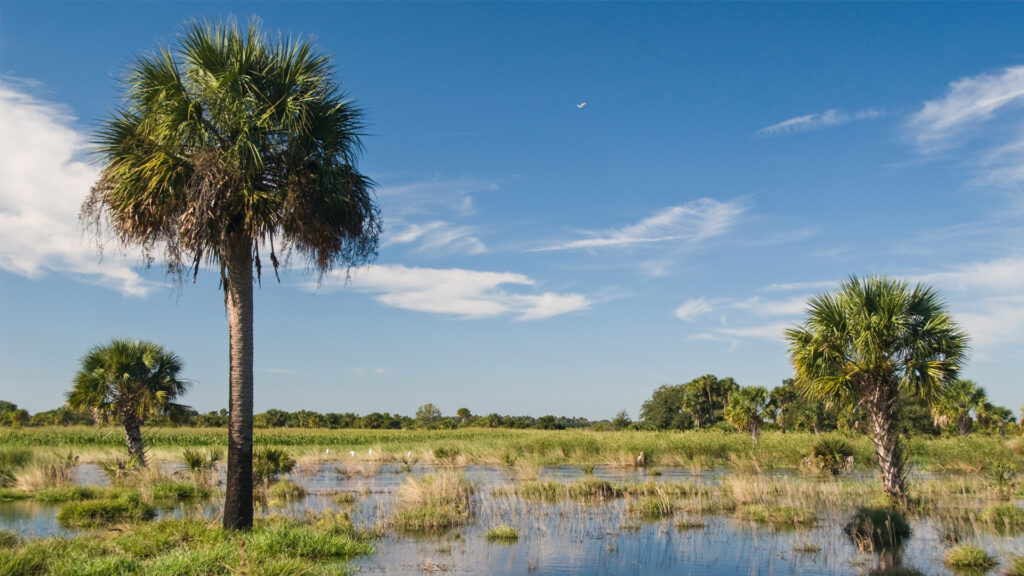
[0,427,1014,470]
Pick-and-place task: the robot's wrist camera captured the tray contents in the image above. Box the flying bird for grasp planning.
[577,102,586,109]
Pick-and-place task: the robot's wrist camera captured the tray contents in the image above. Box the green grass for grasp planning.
[485,524,519,542]
[56,494,155,527]
[151,480,211,501]
[943,545,997,569]
[0,517,374,576]
[627,495,675,520]
[0,427,1013,471]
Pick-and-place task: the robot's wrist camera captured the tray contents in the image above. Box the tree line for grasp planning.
[635,374,1017,439]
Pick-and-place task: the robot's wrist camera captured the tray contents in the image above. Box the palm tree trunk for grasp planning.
[123,413,146,466]
[868,404,906,504]
[223,234,254,530]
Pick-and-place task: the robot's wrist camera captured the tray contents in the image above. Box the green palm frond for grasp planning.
[84,17,380,286]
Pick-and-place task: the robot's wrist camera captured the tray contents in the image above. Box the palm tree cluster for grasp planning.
[83,18,381,529]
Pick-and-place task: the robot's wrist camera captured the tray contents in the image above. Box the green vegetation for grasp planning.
[725,386,769,444]
[68,340,190,466]
[1006,556,1024,576]
[268,479,307,500]
[627,495,675,520]
[807,437,856,476]
[485,524,519,542]
[392,470,473,533]
[786,276,969,503]
[152,479,211,501]
[517,478,621,502]
[943,545,997,569]
[56,494,155,527]
[0,517,374,575]
[254,448,297,483]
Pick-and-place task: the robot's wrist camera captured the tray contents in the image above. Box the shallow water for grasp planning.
[2,462,1021,575]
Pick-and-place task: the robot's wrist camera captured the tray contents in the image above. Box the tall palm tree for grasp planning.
[785,276,968,504]
[725,386,769,444]
[83,19,381,529]
[931,379,987,436]
[68,340,189,465]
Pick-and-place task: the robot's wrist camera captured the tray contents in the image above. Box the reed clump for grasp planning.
[943,544,997,569]
[844,507,911,551]
[737,504,815,527]
[392,470,474,533]
[485,524,519,542]
[56,493,155,527]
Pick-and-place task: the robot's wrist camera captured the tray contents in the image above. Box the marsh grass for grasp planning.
[485,524,519,542]
[517,478,622,502]
[675,517,705,530]
[2,428,1014,472]
[56,493,155,527]
[152,479,212,501]
[1006,556,1024,576]
[627,494,675,520]
[392,470,474,533]
[0,448,32,487]
[13,453,75,492]
[944,545,997,569]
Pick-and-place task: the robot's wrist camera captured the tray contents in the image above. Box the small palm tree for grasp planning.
[768,379,800,434]
[83,19,380,529]
[785,276,968,504]
[932,379,987,436]
[724,386,769,443]
[68,340,190,466]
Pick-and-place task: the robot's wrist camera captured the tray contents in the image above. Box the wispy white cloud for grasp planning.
[384,220,487,256]
[732,296,809,317]
[316,264,591,321]
[377,176,498,218]
[761,280,838,293]
[674,298,713,322]
[352,367,388,377]
[908,66,1024,153]
[0,81,154,297]
[758,108,884,136]
[533,198,746,252]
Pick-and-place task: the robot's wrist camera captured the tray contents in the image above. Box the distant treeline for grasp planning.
[0,400,594,431]
[1,373,1014,437]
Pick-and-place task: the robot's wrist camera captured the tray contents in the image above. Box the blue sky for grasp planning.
[1,3,1022,419]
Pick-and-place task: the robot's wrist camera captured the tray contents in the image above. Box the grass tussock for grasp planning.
[627,495,675,520]
[1005,556,1024,576]
[943,545,997,569]
[517,477,621,502]
[485,524,519,542]
[152,479,212,501]
[844,507,911,551]
[56,494,155,527]
[392,470,473,533]
[13,453,75,492]
[0,448,33,487]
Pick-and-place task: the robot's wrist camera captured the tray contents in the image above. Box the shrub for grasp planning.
[984,459,1018,500]
[943,545,997,569]
[180,447,223,476]
[807,437,855,476]
[844,507,911,550]
[254,448,296,482]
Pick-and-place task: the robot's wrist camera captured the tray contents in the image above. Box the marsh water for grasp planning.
[2,462,1021,575]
